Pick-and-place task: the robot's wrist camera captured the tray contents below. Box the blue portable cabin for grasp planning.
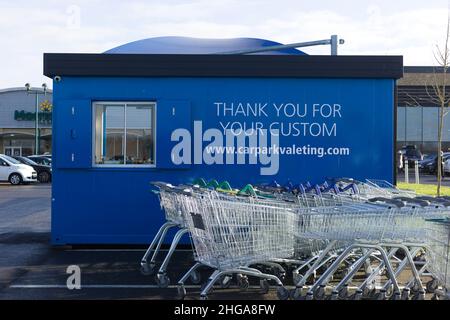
[44,37,403,245]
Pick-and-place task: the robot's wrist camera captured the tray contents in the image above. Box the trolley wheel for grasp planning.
[156,273,170,288]
[350,290,363,300]
[401,288,410,300]
[303,290,314,300]
[276,286,289,300]
[330,291,339,300]
[290,287,303,300]
[200,295,208,300]
[338,286,348,299]
[259,279,270,294]
[313,286,326,300]
[292,273,302,285]
[426,279,439,293]
[367,288,378,300]
[411,290,425,300]
[177,285,186,300]
[375,291,386,300]
[390,291,401,301]
[220,275,232,289]
[238,277,249,291]
[140,262,155,276]
[190,270,201,284]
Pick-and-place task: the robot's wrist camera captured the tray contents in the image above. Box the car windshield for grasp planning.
[33,157,51,165]
[21,157,39,166]
[423,154,436,161]
[1,155,22,164]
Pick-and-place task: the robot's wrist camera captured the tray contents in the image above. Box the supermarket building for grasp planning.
[0,87,52,156]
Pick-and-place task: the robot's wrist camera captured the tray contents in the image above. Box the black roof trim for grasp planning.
[404,66,447,73]
[398,85,448,107]
[44,53,403,79]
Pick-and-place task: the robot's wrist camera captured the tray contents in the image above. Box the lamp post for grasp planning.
[25,83,47,155]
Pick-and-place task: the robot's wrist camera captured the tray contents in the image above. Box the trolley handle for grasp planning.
[218,181,232,191]
[392,196,430,207]
[314,185,322,195]
[283,181,294,192]
[368,197,405,208]
[206,179,219,189]
[150,181,170,188]
[292,184,306,195]
[322,183,340,194]
[415,196,450,207]
[338,183,359,194]
[192,178,208,188]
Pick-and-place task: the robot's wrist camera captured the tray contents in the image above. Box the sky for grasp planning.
[0,0,449,89]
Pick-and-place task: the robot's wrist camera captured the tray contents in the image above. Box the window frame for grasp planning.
[92,101,157,168]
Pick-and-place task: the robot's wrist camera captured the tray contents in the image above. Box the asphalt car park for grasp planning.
[0,183,436,300]
[0,183,278,300]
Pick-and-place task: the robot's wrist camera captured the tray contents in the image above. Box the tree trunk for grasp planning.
[438,102,444,196]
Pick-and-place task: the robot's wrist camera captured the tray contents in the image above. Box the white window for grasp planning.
[93,102,156,166]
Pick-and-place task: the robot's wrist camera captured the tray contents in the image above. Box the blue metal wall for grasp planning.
[51,76,394,244]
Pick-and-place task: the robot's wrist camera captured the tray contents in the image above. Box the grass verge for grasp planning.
[397,182,450,196]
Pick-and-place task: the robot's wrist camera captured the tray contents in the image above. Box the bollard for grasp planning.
[414,160,419,184]
[405,159,409,184]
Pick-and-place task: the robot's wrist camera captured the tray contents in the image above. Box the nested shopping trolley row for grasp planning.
[139,178,450,300]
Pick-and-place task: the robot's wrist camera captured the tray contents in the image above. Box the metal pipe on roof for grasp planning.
[214,35,345,55]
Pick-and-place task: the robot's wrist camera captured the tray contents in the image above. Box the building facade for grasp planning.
[397,67,449,154]
[0,87,52,156]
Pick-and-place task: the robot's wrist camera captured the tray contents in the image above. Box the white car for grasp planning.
[0,154,37,185]
[444,158,450,176]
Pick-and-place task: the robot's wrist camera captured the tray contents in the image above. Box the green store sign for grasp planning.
[14,110,52,124]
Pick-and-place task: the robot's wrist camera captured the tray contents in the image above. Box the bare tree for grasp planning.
[434,14,450,196]
[404,14,450,195]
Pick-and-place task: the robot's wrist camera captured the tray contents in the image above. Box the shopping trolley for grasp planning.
[139,182,201,288]
[144,177,450,300]
[290,199,449,300]
[141,179,284,288]
[176,189,296,300]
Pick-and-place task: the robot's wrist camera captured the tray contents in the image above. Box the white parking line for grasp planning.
[9,284,262,289]
[10,284,196,289]
[66,249,194,252]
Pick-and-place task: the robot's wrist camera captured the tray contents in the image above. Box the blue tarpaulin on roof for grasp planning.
[104,36,307,55]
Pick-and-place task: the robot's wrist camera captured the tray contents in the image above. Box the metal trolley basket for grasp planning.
[177,190,296,300]
[290,200,450,300]
[425,219,450,299]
